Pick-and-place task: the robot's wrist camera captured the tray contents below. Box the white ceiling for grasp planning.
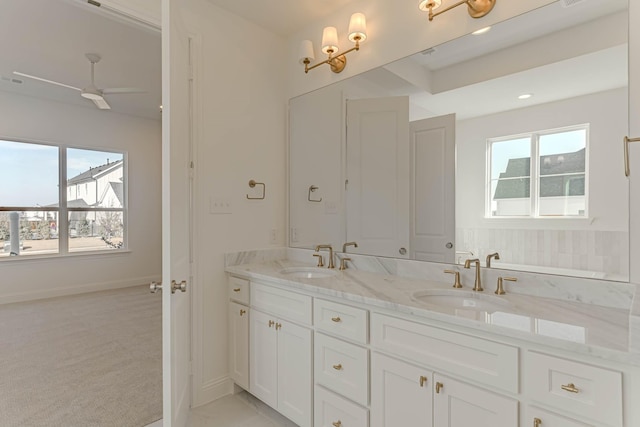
[0,0,161,120]
[204,0,360,37]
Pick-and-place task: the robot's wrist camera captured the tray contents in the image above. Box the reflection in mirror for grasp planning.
[289,0,629,281]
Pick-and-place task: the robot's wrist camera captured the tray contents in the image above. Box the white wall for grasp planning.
[0,91,162,304]
[177,0,287,406]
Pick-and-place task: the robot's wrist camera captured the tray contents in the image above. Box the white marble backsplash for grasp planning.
[225,248,287,267]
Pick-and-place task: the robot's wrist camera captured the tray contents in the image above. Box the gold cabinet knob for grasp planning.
[333,364,343,371]
[268,320,275,328]
[239,309,246,316]
[419,375,428,387]
[534,418,542,427]
[435,382,444,394]
[233,288,241,292]
[332,421,342,427]
[561,383,579,393]
[275,323,282,330]
[331,316,341,323]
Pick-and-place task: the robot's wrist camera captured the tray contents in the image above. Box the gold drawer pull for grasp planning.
[233,288,241,292]
[419,375,428,387]
[332,422,342,427]
[561,383,579,393]
[435,382,444,394]
[534,418,542,427]
[333,364,343,371]
[331,316,342,322]
[240,309,246,316]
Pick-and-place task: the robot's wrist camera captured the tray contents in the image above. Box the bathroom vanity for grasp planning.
[226,249,640,427]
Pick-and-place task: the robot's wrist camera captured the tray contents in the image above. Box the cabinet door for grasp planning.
[229,302,249,390]
[371,352,433,427]
[250,309,278,408]
[433,374,517,427]
[277,319,313,427]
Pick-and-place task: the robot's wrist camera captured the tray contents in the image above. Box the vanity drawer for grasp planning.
[315,333,369,406]
[228,276,249,305]
[315,385,369,427]
[526,405,594,427]
[371,313,518,393]
[314,299,368,344]
[526,351,622,427]
[250,282,312,326]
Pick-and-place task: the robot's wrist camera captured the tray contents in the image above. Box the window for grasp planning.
[0,139,126,258]
[487,125,588,218]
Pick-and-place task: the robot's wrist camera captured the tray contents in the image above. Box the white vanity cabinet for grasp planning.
[249,282,313,427]
[228,276,250,391]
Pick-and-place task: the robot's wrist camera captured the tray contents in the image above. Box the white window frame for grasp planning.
[0,138,128,258]
[485,124,589,219]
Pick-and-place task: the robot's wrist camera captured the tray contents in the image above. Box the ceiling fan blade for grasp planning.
[102,87,146,95]
[91,97,111,110]
[12,71,81,91]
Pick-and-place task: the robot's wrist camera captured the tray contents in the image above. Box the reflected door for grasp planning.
[410,114,455,263]
[346,97,410,258]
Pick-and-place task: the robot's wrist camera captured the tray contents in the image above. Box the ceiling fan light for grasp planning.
[81,86,103,100]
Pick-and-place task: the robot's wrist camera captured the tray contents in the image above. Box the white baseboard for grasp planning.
[0,275,161,305]
[192,375,234,408]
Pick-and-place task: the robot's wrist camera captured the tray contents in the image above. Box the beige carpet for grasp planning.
[0,285,162,427]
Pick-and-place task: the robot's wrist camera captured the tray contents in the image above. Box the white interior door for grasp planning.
[410,114,455,263]
[346,97,410,258]
[162,0,192,425]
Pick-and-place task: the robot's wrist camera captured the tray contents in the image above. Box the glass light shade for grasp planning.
[348,13,367,43]
[418,0,442,11]
[321,26,339,54]
[298,40,315,64]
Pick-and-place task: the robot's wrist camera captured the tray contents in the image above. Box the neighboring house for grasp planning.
[493,148,586,216]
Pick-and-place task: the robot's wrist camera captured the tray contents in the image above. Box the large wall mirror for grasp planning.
[289,0,629,282]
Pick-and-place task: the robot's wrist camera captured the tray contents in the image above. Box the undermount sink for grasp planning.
[279,266,338,279]
[412,289,511,312]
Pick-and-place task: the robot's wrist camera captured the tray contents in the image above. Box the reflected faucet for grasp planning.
[342,241,358,253]
[315,244,335,269]
[486,252,500,268]
[464,258,483,292]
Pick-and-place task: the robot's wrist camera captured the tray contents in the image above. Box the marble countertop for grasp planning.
[226,258,639,366]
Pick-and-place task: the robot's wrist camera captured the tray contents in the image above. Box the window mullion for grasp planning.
[58,147,69,254]
[530,134,539,218]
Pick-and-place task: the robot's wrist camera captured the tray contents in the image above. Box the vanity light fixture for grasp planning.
[419,0,496,21]
[299,13,367,74]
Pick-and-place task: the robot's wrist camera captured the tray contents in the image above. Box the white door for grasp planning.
[371,352,433,427]
[162,0,192,425]
[229,302,249,390]
[433,374,518,427]
[410,114,455,263]
[277,319,313,427]
[346,97,410,258]
[250,309,278,408]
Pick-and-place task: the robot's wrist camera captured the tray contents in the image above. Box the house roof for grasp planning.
[494,148,585,199]
[67,160,123,185]
[109,182,124,206]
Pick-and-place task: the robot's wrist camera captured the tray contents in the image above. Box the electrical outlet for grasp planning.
[270,229,277,244]
[210,197,232,214]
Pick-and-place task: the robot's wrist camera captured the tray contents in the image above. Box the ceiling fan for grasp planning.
[13,53,145,110]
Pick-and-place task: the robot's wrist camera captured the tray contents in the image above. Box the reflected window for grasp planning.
[487,125,588,218]
[0,140,126,258]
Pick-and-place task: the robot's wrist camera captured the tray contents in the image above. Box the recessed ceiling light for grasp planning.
[518,93,533,100]
[472,26,491,35]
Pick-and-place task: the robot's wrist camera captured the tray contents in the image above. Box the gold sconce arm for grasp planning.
[304,41,360,74]
[423,0,496,22]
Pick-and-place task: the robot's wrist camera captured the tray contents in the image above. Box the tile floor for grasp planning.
[146,392,298,427]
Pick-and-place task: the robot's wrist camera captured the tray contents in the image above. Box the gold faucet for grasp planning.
[315,244,335,269]
[342,241,358,253]
[464,258,483,291]
[486,252,500,268]
[495,277,517,295]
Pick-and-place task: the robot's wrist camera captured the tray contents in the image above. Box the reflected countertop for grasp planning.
[226,259,639,366]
